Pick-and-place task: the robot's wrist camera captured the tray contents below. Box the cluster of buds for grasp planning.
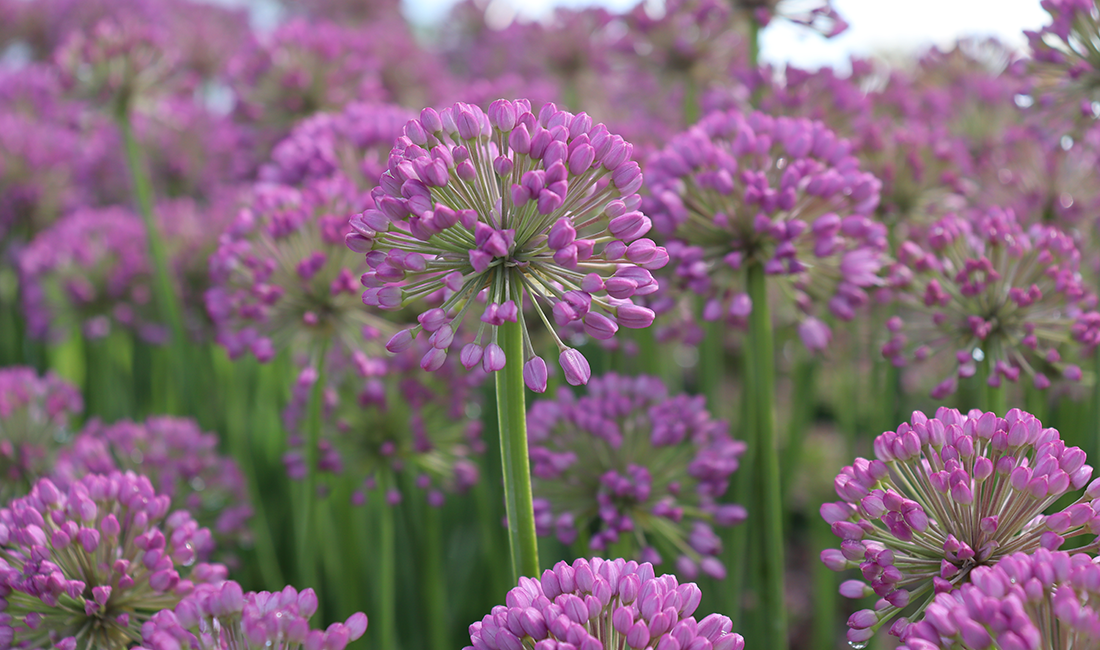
[880,206,1096,397]
[465,557,744,650]
[350,99,667,389]
[0,367,82,501]
[0,472,225,649]
[645,109,885,351]
[528,373,745,578]
[136,580,368,650]
[1026,0,1100,113]
[821,408,1098,645]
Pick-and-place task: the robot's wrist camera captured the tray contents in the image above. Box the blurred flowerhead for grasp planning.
[0,472,226,650]
[528,373,744,578]
[645,108,885,349]
[1027,0,1100,113]
[351,99,667,389]
[880,206,1095,397]
[55,417,253,556]
[0,367,82,501]
[465,557,744,650]
[821,407,1097,645]
[899,549,1100,650]
[136,580,367,650]
[282,337,485,506]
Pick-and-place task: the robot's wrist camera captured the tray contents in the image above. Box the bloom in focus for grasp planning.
[350,99,667,388]
[464,557,744,650]
[0,472,226,650]
[54,416,253,555]
[821,407,1098,644]
[281,338,485,506]
[528,373,745,578]
[899,549,1100,650]
[644,108,884,350]
[880,206,1096,397]
[135,580,368,650]
[0,367,82,501]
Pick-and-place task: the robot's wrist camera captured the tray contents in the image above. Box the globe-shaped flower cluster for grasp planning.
[0,367,82,501]
[0,472,226,650]
[350,99,668,388]
[821,408,1098,645]
[464,557,744,650]
[527,373,745,578]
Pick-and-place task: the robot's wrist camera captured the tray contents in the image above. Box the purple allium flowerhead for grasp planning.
[351,99,667,389]
[465,557,745,650]
[206,177,395,363]
[53,417,253,557]
[0,472,227,650]
[17,206,165,343]
[527,374,745,578]
[880,206,1095,397]
[645,108,885,351]
[135,580,368,650]
[1027,0,1100,113]
[281,337,485,506]
[53,17,189,117]
[898,549,1100,650]
[821,407,1100,645]
[0,367,82,501]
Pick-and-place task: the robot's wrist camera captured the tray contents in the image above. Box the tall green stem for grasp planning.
[979,357,1007,415]
[378,474,397,650]
[424,504,448,650]
[495,320,540,581]
[297,341,329,595]
[699,304,726,419]
[745,263,787,649]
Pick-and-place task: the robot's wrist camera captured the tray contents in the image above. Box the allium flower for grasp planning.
[1027,0,1100,110]
[527,374,744,577]
[821,408,1098,645]
[18,206,163,342]
[644,109,885,348]
[54,417,253,554]
[206,178,392,361]
[0,472,226,650]
[880,207,1095,397]
[0,367,82,501]
[136,580,367,650]
[281,338,484,505]
[350,99,667,388]
[464,557,744,650]
[899,549,1100,650]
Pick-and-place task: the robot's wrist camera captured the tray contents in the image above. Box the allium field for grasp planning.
[4,0,1100,648]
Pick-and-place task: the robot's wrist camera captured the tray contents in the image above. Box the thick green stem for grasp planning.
[979,357,1007,415]
[495,319,540,581]
[726,341,756,631]
[424,505,448,650]
[297,341,329,594]
[699,304,726,419]
[378,474,397,650]
[745,263,787,649]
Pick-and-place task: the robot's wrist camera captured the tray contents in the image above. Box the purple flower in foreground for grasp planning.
[54,417,253,556]
[0,472,226,650]
[900,549,1100,650]
[881,207,1095,397]
[0,367,82,500]
[350,99,667,388]
[281,337,485,506]
[645,109,885,349]
[1026,0,1100,111]
[465,557,744,650]
[528,374,745,578]
[821,408,1098,645]
[136,580,368,650]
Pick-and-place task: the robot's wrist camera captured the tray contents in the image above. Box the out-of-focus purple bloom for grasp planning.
[465,557,744,650]
[351,99,666,388]
[822,408,1098,645]
[18,206,164,343]
[206,178,393,362]
[54,417,253,557]
[645,108,885,350]
[880,206,1096,397]
[528,373,744,578]
[899,549,1100,650]
[0,367,82,500]
[0,472,226,650]
[1027,0,1100,111]
[281,337,485,506]
[135,580,368,650]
